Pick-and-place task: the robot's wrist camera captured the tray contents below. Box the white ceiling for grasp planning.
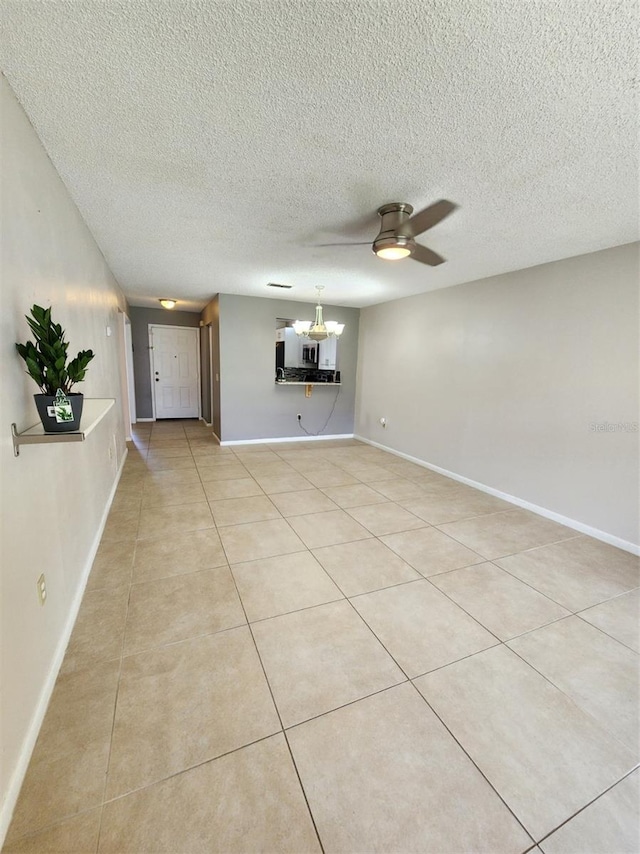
[1,0,637,310]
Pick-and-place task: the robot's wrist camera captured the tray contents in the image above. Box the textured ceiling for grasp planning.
[1,0,638,309]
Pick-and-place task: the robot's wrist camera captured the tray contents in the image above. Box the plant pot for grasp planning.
[34,393,84,433]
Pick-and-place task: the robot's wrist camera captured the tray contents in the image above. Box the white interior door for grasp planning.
[151,325,200,419]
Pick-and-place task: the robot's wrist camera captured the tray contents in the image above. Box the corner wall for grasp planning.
[355,243,640,549]
[0,76,128,838]
[217,293,360,442]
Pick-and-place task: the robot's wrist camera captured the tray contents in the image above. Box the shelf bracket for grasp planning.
[12,423,20,457]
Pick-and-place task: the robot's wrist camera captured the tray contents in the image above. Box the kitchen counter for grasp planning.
[275,381,341,386]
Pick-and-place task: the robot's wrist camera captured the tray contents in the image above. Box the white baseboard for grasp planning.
[134,418,154,422]
[221,433,355,446]
[0,448,129,846]
[354,434,640,556]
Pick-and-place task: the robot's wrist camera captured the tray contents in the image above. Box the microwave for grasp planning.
[301,344,317,364]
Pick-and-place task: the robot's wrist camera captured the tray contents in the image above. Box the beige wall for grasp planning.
[356,243,640,549]
[0,76,128,837]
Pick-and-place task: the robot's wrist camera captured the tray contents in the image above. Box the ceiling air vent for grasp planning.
[267,282,293,289]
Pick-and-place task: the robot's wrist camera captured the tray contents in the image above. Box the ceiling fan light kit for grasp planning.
[293,286,345,342]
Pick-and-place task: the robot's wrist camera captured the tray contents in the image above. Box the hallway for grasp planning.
[5,420,639,853]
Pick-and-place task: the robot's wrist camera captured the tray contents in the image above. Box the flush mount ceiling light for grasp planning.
[293,286,345,342]
[159,299,177,309]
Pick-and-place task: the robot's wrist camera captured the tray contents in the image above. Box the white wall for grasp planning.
[0,76,128,837]
[356,243,640,550]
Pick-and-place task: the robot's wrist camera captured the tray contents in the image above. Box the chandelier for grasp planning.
[292,286,345,342]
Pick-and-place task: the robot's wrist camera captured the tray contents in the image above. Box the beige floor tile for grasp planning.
[349,464,398,482]
[3,808,101,854]
[61,588,129,675]
[346,501,426,535]
[438,509,575,560]
[497,536,640,611]
[312,538,421,596]
[101,509,139,543]
[6,740,107,843]
[132,528,227,582]
[287,683,532,854]
[190,446,235,460]
[231,551,343,622]
[112,478,145,497]
[253,472,315,494]
[86,539,135,591]
[99,735,320,853]
[508,617,639,753]
[7,663,116,837]
[242,461,298,478]
[109,491,143,514]
[351,579,498,677]
[233,451,282,465]
[383,459,431,478]
[287,509,372,549]
[540,769,640,854]
[302,468,361,488]
[579,588,640,652]
[366,477,428,501]
[143,468,201,486]
[146,445,193,459]
[202,477,264,500]
[136,502,214,540]
[218,519,306,564]
[431,562,570,640]
[321,482,389,508]
[269,488,339,516]
[209,495,281,527]
[145,456,197,473]
[124,567,245,655]
[400,488,513,525]
[381,527,484,576]
[252,600,404,727]
[141,481,206,507]
[415,645,637,839]
[36,659,120,759]
[106,627,280,798]
[196,462,250,482]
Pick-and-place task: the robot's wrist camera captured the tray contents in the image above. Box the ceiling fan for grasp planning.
[319,199,458,266]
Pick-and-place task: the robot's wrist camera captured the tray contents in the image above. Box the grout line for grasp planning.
[534,764,640,847]
[407,680,537,847]
[221,541,326,854]
[573,608,640,655]
[504,643,640,753]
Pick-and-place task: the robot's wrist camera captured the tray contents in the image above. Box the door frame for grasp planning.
[148,324,201,421]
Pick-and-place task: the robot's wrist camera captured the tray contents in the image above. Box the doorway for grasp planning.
[149,325,200,419]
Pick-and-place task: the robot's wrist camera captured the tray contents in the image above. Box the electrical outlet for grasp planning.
[36,573,47,606]
[297,413,302,421]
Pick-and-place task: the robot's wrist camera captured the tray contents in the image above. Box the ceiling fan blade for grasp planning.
[312,242,372,247]
[411,243,446,266]
[405,199,457,238]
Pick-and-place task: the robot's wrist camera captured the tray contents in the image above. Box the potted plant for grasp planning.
[15,304,95,433]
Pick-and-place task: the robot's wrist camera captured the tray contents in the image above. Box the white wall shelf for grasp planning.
[11,398,115,457]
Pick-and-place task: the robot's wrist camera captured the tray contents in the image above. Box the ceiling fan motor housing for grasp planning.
[372,202,416,256]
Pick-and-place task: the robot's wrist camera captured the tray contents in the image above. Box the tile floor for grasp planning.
[5,419,640,853]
